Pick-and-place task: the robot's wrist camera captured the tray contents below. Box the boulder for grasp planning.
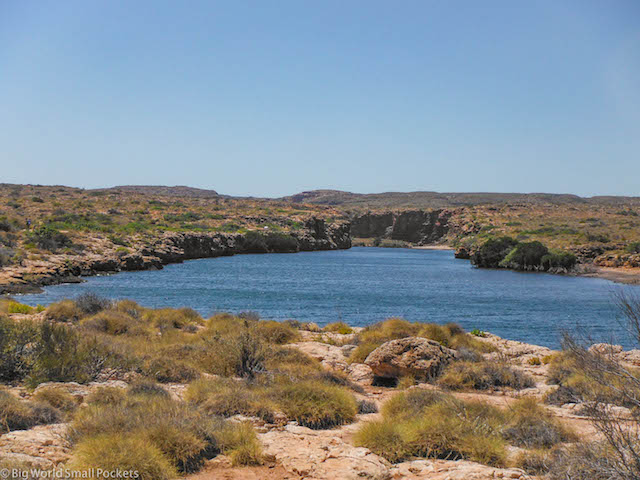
[365,337,456,380]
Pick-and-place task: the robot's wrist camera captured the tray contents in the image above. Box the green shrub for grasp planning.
[437,360,534,391]
[625,241,640,254]
[28,225,72,252]
[541,251,577,270]
[357,399,378,414]
[69,433,177,480]
[499,240,549,270]
[7,301,34,314]
[544,350,640,408]
[353,420,408,462]
[113,299,145,318]
[274,381,357,429]
[471,236,518,268]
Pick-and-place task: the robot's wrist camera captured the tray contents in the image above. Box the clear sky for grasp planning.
[1,1,639,197]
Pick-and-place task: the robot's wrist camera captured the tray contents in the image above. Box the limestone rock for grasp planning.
[589,343,624,355]
[365,337,456,380]
[260,424,390,480]
[288,342,348,372]
[0,424,70,467]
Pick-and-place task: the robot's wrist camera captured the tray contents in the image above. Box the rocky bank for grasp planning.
[0,218,351,294]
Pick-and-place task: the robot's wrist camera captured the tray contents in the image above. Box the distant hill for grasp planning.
[281,190,640,208]
[93,185,219,198]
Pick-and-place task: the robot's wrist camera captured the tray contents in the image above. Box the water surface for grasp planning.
[17,248,639,349]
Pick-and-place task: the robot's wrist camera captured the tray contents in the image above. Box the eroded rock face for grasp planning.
[351,210,453,244]
[0,218,351,294]
[365,337,457,380]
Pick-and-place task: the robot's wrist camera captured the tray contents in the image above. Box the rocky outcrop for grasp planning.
[351,209,462,245]
[365,337,457,380]
[0,218,351,294]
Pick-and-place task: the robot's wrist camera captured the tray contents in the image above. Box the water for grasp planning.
[15,248,640,349]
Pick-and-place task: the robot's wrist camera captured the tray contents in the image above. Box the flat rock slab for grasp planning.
[0,424,71,467]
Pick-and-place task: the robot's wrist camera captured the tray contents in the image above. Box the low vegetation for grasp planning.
[356,389,575,469]
[0,389,61,432]
[348,318,494,364]
[0,295,364,475]
[355,389,508,465]
[438,360,534,391]
[471,236,577,272]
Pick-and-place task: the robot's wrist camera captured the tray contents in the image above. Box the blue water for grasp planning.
[15,248,640,349]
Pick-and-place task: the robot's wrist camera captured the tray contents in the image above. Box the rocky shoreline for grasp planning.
[0,218,350,295]
[3,311,639,480]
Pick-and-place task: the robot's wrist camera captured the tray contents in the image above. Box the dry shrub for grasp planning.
[113,299,145,318]
[81,310,146,336]
[349,318,493,364]
[185,377,275,422]
[85,386,127,406]
[274,380,358,429]
[69,432,177,480]
[516,442,628,479]
[438,360,534,391]
[0,315,39,382]
[46,300,82,322]
[143,307,202,332]
[502,397,575,448]
[255,320,300,344]
[217,422,264,466]
[143,356,200,383]
[75,293,112,316]
[0,389,61,432]
[323,322,353,334]
[69,389,228,473]
[355,389,507,466]
[32,386,79,414]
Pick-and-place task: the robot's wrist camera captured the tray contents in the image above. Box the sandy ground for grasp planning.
[586,267,640,285]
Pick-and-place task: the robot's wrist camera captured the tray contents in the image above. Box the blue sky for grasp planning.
[1,1,639,197]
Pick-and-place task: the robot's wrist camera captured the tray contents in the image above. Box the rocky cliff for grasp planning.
[0,219,351,294]
[351,210,457,245]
